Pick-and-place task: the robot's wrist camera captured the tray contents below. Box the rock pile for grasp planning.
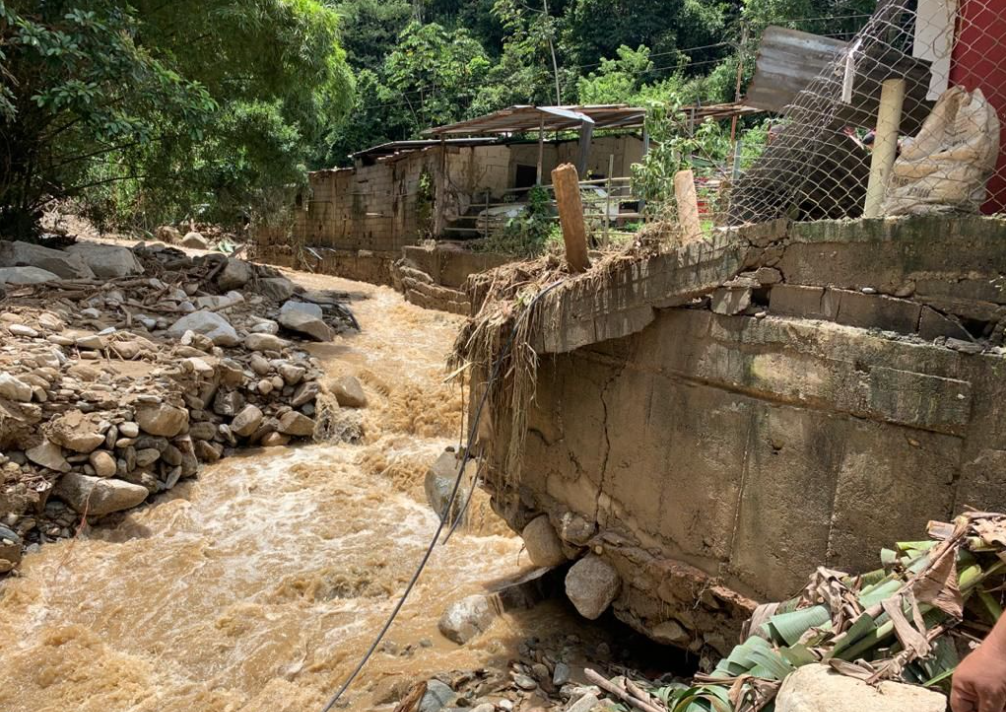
[0,238,359,573]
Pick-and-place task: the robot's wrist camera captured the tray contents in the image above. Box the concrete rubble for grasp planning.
[0,238,358,573]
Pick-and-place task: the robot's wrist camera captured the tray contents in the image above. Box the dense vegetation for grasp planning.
[0,0,874,237]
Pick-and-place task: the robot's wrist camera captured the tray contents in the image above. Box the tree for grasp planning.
[0,0,353,236]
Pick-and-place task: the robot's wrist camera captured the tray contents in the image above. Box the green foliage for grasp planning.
[476,185,559,257]
[0,0,352,236]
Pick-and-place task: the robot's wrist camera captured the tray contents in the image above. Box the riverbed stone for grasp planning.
[259,277,295,302]
[420,680,456,712]
[55,472,149,516]
[0,240,95,279]
[135,402,189,437]
[775,664,946,712]
[217,258,253,290]
[330,375,367,408]
[47,409,105,453]
[438,594,497,644]
[65,243,144,279]
[89,450,117,478]
[26,440,70,472]
[167,311,239,347]
[181,232,209,249]
[278,411,315,437]
[0,266,60,285]
[565,554,620,620]
[231,405,264,437]
[278,303,331,341]
[0,373,33,402]
[244,333,289,352]
[521,515,568,567]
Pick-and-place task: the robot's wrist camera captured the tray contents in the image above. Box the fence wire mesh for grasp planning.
[726,0,1005,226]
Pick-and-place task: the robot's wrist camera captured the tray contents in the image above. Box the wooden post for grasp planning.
[863,78,906,218]
[603,154,614,248]
[674,169,703,244]
[551,163,590,272]
[536,114,546,185]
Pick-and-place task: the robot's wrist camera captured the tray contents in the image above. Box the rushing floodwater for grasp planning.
[0,276,566,712]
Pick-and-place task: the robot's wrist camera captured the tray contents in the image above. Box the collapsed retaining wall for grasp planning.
[476,215,1006,660]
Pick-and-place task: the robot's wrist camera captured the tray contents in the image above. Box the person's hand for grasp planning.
[952,636,1006,712]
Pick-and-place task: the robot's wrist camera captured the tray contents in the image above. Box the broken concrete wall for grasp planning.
[477,215,1006,656]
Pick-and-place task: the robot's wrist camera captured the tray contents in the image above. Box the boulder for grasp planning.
[0,240,95,279]
[55,473,149,516]
[278,304,331,342]
[565,554,621,620]
[420,680,456,712]
[438,594,498,645]
[330,375,367,408]
[89,450,117,478]
[278,411,315,437]
[0,525,22,572]
[244,333,289,352]
[217,258,253,291]
[0,266,60,285]
[775,664,946,712]
[155,225,181,244]
[259,277,295,302]
[566,693,601,712]
[65,243,144,279]
[281,300,323,319]
[181,232,209,249]
[167,310,239,347]
[521,516,568,567]
[423,450,472,523]
[26,440,70,472]
[291,381,320,408]
[47,409,106,453]
[231,405,264,437]
[135,402,188,437]
[0,372,33,402]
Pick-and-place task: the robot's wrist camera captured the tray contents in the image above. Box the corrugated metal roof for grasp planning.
[425,103,760,136]
[745,27,848,114]
[350,137,501,162]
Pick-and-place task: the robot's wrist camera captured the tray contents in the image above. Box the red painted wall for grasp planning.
[950,0,1006,213]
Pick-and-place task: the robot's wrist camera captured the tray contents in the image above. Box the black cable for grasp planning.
[318,279,565,712]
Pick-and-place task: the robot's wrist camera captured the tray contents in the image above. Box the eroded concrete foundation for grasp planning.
[475,215,1006,660]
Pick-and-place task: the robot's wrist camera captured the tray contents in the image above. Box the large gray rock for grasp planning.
[278,411,315,437]
[423,450,472,523]
[565,554,621,620]
[259,277,295,302]
[55,473,149,516]
[0,372,33,402]
[26,440,70,472]
[438,594,498,644]
[278,304,332,342]
[420,680,456,712]
[65,243,144,279]
[0,240,95,279]
[521,516,568,567]
[46,409,106,453]
[244,333,289,352]
[167,310,239,347]
[0,266,60,285]
[329,375,367,408]
[775,664,946,712]
[217,258,253,290]
[181,232,209,249]
[135,402,189,437]
[231,405,264,437]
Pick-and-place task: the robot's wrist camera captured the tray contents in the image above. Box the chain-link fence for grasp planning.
[727,0,1005,225]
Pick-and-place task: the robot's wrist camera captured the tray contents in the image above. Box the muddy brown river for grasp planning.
[0,276,588,712]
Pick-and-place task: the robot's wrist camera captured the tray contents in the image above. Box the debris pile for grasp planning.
[0,239,359,574]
